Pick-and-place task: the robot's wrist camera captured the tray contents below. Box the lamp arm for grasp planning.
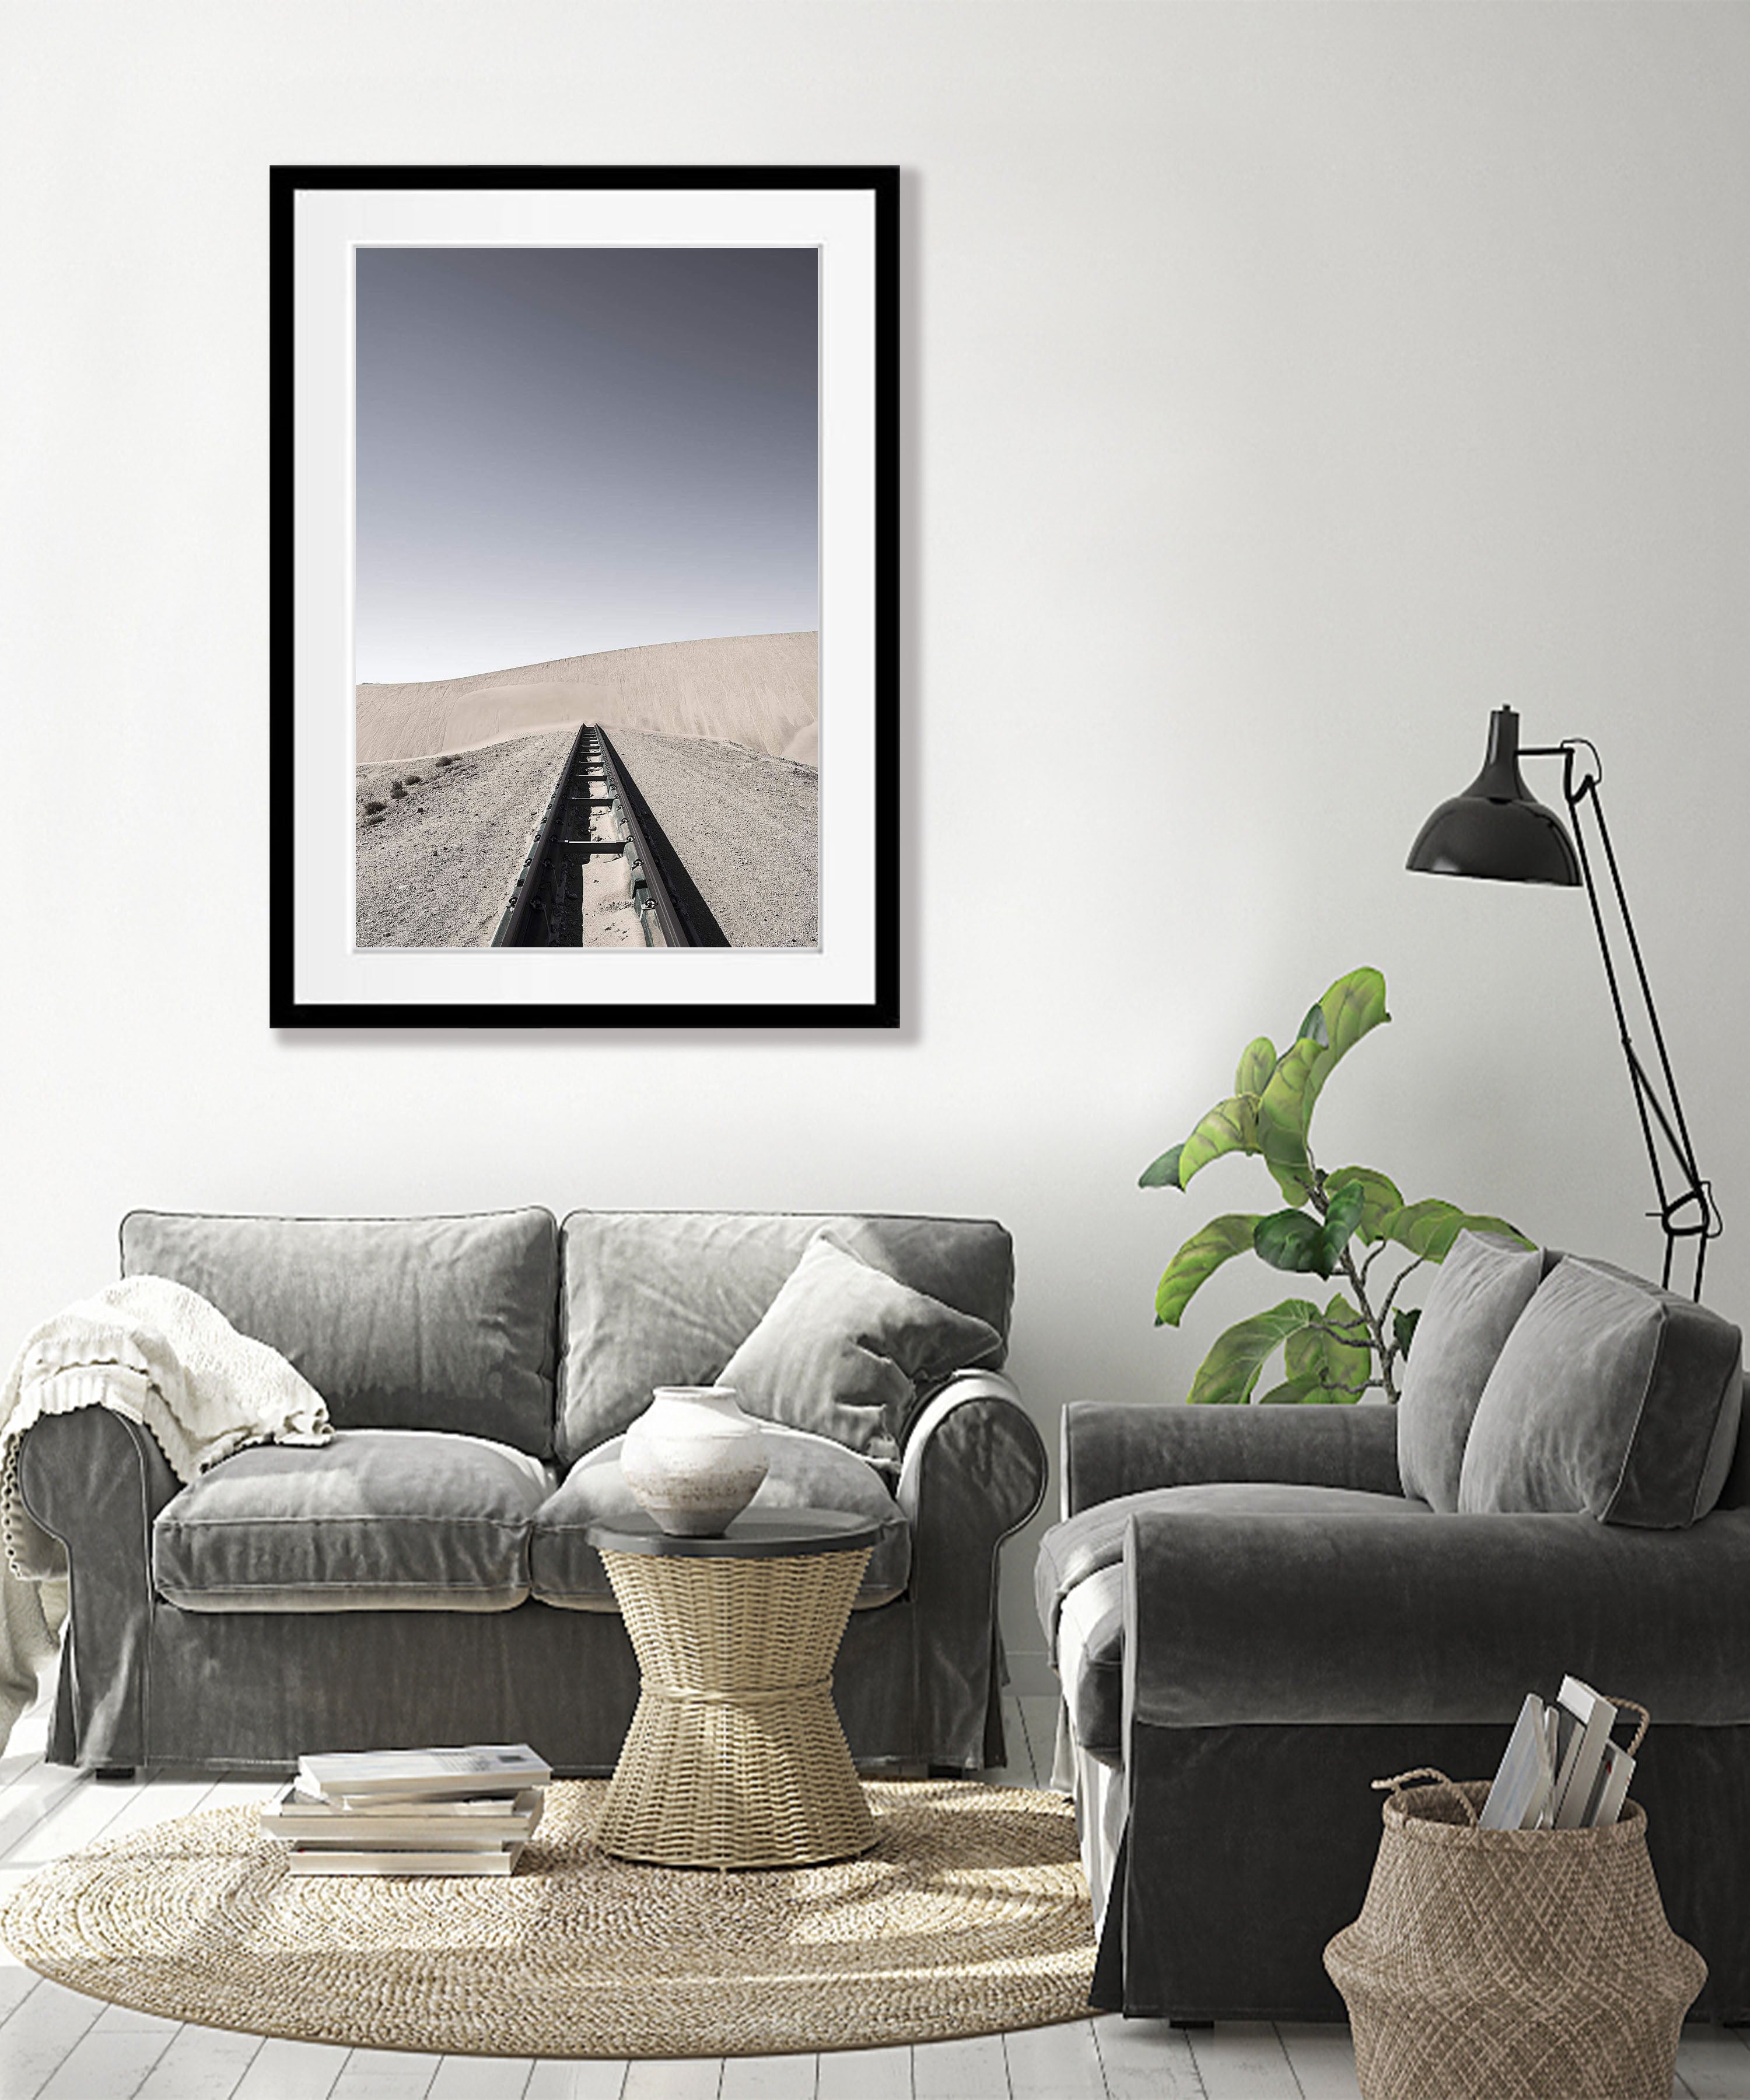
[1545,741,1720,1299]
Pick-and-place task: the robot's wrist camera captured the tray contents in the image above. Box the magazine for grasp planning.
[285,1841,526,1877]
[297,1744,552,1804]
[1476,1681,1636,1833]
[262,1784,544,1847]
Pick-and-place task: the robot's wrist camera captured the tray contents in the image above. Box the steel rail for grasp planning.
[596,726,728,949]
[489,720,591,949]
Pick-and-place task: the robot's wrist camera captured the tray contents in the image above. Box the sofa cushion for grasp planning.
[530,1420,909,1610]
[1458,1256,1744,1526]
[556,1210,1014,1465]
[121,1209,559,1459]
[1395,1229,1545,1511]
[716,1234,1002,1461]
[1035,1481,1433,1657]
[1057,1561,1126,1768]
[153,1429,552,1612]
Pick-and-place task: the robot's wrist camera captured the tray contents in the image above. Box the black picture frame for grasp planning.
[269,164,898,1028]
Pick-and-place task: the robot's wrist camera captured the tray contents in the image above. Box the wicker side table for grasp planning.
[587,1510,880,1870]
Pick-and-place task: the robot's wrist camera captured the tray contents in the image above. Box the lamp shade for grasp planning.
[1406,706,1581,886]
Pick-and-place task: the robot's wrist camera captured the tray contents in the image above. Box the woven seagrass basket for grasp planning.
[1325,1766,1707,2100]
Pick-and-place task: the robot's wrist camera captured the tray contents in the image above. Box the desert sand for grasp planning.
[355,730,576,949]
[608,727,818,948]
[356,631,818,767]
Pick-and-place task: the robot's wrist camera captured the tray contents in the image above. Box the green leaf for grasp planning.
[1174,1095,1262,1189]
[1378,1201,1532,1263]
[1320,967,1391,1061]
[1256,1040,1320,1205]
[1324,1166,1404,1245]
[1139,1144,1185,1191]
[1256,969,1390,1205]
[1186,1298,1322,1405]
[1234,1037,1277,1099]
[1253,1208,1329,1276]
[1286,1290,1374,1400]
[1153,1214,1264,1327]
[1257,1375,1324,1405]
[1394,1307,1423,1359]
[1254,1181,1367,1282]
[1320,1179,1368,1268]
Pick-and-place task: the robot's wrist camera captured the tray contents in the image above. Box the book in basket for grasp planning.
[296,1743,551,1805]
[1478,1679,1636,1832]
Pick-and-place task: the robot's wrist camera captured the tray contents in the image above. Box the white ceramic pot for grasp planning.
[620,1387,771,1537]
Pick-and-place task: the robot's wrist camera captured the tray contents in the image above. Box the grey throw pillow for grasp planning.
[1458,1256,1744,1527]
[716,1233,1002,1461]
[1396,1229,1545,1511]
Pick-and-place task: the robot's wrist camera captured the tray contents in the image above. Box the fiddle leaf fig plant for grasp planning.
[1140,967,1530,1404]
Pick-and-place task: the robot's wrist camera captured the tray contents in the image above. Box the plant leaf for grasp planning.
[1324,1166,1404,1245]
[1257,1375,1324,1405]
[1378,1200,1532,1262]
[1320,967,1391,1061]
[1253,1208,1330,1276]
[1286,1290,1373,1401]
[1174,1095,1262,1188]
[1138,1143,1185,1191]
[1186,1298,1323,1405]
[1154,1214,1264,1327]
[1256,968,1390,1204]
[1256,1054,1318,1204]
[1234,1037,1277,1099]
[1394,1306,1423,1359]
[1318,1179,1368,1269]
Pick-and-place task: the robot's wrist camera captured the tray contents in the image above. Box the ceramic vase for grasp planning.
[621,1386,771,1537]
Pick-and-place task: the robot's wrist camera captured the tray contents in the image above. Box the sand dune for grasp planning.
[356,632,818,766]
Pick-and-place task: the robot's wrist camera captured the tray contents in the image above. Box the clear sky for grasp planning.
[354,246,818,684]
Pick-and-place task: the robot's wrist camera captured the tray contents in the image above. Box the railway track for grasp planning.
[490,723,727,949]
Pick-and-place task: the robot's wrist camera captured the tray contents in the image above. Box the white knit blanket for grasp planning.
[0,1276,332,1752]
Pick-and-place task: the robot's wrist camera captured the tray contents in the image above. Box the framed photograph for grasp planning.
[270,165,898,1028]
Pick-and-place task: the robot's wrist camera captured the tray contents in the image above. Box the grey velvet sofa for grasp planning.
[21,1207,1046,1777]
[1035,1233,1750,2025]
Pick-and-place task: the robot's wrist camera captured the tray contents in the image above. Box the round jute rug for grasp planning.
[0,1779,1095,2059]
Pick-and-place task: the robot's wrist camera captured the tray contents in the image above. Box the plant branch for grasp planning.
[1336,1245,1398,1402]
[1378,1256,1427,1328]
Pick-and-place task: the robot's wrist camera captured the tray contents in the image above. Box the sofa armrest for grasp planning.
[897,1370,1048,1767]
[1125,1503,1750,1732]
[18,1406,180,1766]
[1064,1399,1402,1518]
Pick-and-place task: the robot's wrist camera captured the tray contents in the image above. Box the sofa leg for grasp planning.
[1170,2020,1214,2031]
[92,1766,135,1782]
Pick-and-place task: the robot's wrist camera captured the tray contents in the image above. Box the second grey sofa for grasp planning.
[22,1206,1046,1776]
[1037,1234,1750,2024]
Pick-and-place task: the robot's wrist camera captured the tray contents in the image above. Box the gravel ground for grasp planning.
[608,727,818,948]
[355,730,575,948]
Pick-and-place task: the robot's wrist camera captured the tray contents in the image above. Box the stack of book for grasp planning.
[1479,1678,1637,1833]
[263,1742,552,1875]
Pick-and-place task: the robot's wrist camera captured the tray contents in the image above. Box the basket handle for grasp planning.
[1604,1695,1651,1758]
[1373,1768,1479,1828]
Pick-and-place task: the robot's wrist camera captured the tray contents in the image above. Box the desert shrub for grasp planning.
[390,782,407,799]
[363,800,387,815]
[405,773,422,784]
[435,756,453,768]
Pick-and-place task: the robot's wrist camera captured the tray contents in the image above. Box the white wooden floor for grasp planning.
[0,1691,1742,2099]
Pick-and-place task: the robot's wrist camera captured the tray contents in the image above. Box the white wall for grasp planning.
[4,2,1748,1680]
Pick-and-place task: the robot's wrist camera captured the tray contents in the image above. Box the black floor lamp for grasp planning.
[1406,705,1721,1300]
